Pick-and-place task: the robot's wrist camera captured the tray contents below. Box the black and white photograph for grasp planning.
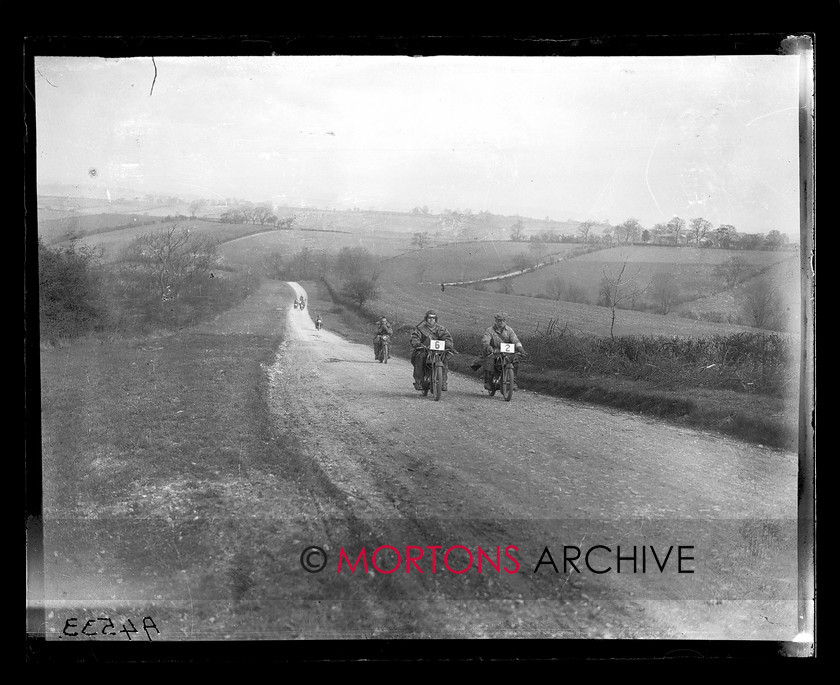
[25,35,816,661]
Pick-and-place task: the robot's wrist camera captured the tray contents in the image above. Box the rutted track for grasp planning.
[263,282,800,639]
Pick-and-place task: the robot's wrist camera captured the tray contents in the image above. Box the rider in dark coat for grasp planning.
[410,310,453,391]
[373,317,393,360]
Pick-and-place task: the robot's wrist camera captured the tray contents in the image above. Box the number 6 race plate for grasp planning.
[500,343,515,353]
[430,340,446,351]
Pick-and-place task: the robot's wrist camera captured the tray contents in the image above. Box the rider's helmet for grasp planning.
[425,310,437,319]
[494,312,508,321]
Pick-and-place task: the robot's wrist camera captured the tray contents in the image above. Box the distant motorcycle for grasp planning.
[419,340,458,401]
[376,334,391,363]
[315,318,322,330]
[300,299,306,311]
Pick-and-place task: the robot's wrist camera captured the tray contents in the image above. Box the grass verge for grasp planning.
[37,281,374,639]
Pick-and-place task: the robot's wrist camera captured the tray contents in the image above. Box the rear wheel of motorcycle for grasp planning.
[433,365,443,401]
[502,367,514,401]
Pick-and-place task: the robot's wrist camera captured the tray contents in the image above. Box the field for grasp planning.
[503,245,799,302]
[42,218,280,263]
[217,227,416,266]
[377,241,582,285]
[36,213,169,246]
[333,281,765,347]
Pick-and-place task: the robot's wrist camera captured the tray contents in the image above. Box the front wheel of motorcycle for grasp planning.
[433,365,443,401]
[502,367,514,401]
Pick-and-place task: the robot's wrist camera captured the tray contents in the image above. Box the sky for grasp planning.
[34,53,804,237]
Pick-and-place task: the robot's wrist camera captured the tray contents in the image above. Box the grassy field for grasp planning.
[355,282,766,342]
[503,245,799,303]
[37,213,166,245]
[217,227,416,266]
[44,219,280,263]
[377,241,582,284]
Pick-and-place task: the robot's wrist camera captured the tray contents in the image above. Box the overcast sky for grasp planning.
[35,54,802,236]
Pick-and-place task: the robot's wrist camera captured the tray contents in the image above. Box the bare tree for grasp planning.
[598,258,643,338]
[689,217,713,247]
[666,216,686,245]
[335,246,379,281]
[713,255,753,289]
[412,232,431,249]
[740,278,783,330]
[616,218,642,245]
[648,271,680,314]
[122,224,218,300]
[545,276,566,300]
[577,220,595,243]
[509,219,525,242]
[712,224,737,249]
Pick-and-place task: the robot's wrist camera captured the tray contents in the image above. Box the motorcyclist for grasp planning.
[293,297,300,309]
[315,313,323,330]
[480,312,526,391]
[373,316,393,361]
[410,310,454,391]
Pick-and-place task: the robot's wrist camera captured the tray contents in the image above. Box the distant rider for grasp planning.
[480,312,526,391]
[410,310,454,391]
[373,316,393,361]
[315,314,323,330]
[293,297,300,309]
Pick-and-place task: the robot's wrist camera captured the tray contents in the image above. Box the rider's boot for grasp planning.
[484,371,493,391]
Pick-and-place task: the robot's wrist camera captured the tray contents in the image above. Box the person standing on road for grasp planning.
[479,312,526,391]
[410,310,454,391]
[373,316,393,361]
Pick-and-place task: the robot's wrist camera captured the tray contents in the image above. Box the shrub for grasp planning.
[38,237,108,342]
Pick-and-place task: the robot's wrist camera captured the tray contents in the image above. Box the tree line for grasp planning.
[510,216,793,251]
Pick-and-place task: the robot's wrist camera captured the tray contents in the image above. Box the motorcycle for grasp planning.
[419,340,458,401]
[376,334,391,363]
[315,318,322,330]
[487,343,521,402]
[300,299,306,311]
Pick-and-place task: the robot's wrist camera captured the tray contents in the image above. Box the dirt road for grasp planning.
[266,282,800,640]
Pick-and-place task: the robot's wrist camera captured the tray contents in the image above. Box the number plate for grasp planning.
[500,343,515,353]
[430,340,446,351]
